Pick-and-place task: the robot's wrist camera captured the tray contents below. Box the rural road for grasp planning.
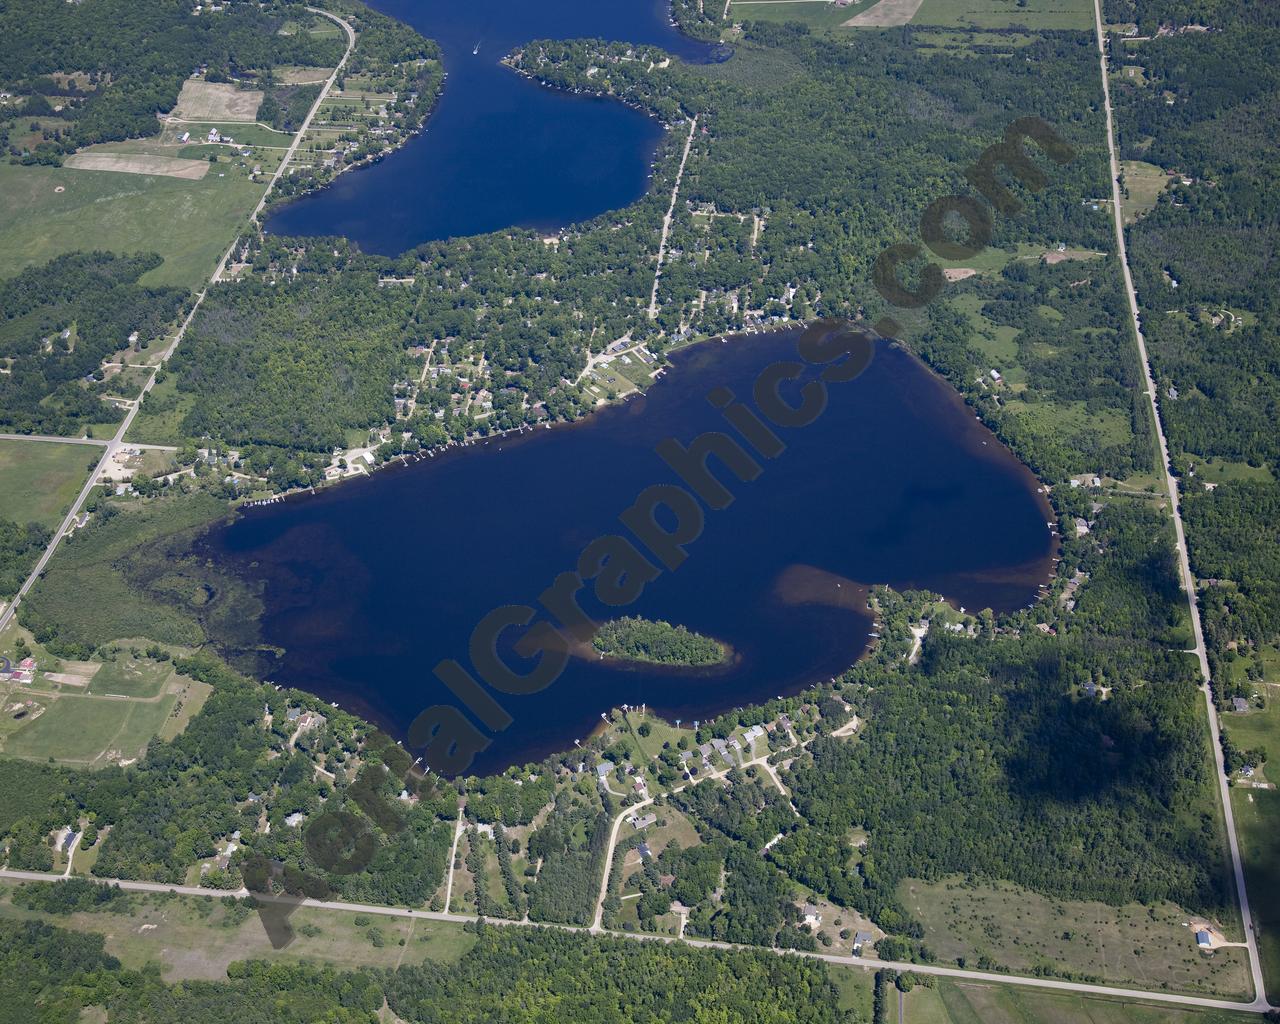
[0,6,356,640]
[0,864,1273,1014]
[1091,0,1266,1003]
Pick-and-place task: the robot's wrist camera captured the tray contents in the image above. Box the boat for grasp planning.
[473,41,480,55]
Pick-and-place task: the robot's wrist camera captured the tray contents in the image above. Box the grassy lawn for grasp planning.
[911,0,1092,29]
[899,876,1252,999]
[157,677,213,741]
[1119,160,1171,225]
[829,965,876,1017]
[0,439,98,529]
[3,692,176,767]
[0,160,262,291]
[0,884,476,981]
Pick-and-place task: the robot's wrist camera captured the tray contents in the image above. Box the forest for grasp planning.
[0,916,855,1024]
[1112,0,1280,687]
[0,252,187,436]
[592,616,727,666]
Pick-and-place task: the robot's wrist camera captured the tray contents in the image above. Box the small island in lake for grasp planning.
[592,616,729,667]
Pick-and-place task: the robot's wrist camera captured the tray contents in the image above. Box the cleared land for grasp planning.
[900,877,1253,999]
[910,0,1092,29]
[0,439,96,530]
[1231,787,1280,1002]
[2,691,176,767]
[0,161,262,291]
[844,0,927,27]
[0,884,475,980]
[899,978,1259,1023]
[1120,160,1171,224]
[172,80,263,122]
[63,153,211,180]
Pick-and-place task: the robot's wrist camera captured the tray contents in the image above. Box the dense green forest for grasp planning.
[592,616,727,665]
[0,0,343,155]
[1111,0,1280,683]
[0,917,852,1024]
[0,253,187,435]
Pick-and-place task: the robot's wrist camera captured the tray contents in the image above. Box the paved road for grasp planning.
[647,115,698,318]
[0,433,105,447]
[0,865,1271,1013]
[1091,0,1267,1004]
[0,8,356,640]
[245,6,356,234]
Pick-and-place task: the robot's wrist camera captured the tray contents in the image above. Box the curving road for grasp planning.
[1091,0,1267,1004]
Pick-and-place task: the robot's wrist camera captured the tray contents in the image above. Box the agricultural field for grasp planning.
[726,0,883,30]
[0,439,96,530]
[0,159,263,291]
[0,883,476,981]
[172,80,264,122]
[899,978,1260,1023]
[899,877,1253,999]
[909,0,1091,29]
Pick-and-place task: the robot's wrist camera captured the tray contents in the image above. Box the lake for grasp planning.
[263,0,718,252]
[199,329,1055,775]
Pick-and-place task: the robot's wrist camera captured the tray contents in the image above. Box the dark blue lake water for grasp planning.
[263,0,716,251]
[201,331,1055,775]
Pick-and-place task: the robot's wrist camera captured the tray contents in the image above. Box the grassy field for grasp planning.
[899,877,1253,999]
[901,978,1259,1023]
[0,883,476,981]
[910,0,1092,29]
[0,160,262,291]
[1232,788,1280,1002]
[87,652,172,698]
[2,692,176,767]
[1120,160,1171,224]
[125,374,196,447]
[0,439,97,529]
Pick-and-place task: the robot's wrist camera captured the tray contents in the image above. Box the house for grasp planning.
[596,760,615,782]
[801,904,823,929]
[1195,929,1213,949]
[286,707,302,722]
[1231,697,1249,713]
[207,127,219,142]
[180,130,190,143]
[637,842,653,860]
[989,369,1002,382]
[633,777,648,797]
[284,811,306,827]
[853,931,874,955]
[1083,681,1098,697]
[629,813,657,831]
[743,724,765,745]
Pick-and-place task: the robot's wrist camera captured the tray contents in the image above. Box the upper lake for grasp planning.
[199,329,1056,776]
[263,0,717,252]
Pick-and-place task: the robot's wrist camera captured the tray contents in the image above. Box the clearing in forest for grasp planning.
[844,0,926,27]
[172,80,263,121]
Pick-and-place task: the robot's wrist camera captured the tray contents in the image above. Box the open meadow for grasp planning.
[0,439,96,530]
[897,978,1260,1023]
[0,160,262,291]
[899,876,1253,999]
[0,882,476,981]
